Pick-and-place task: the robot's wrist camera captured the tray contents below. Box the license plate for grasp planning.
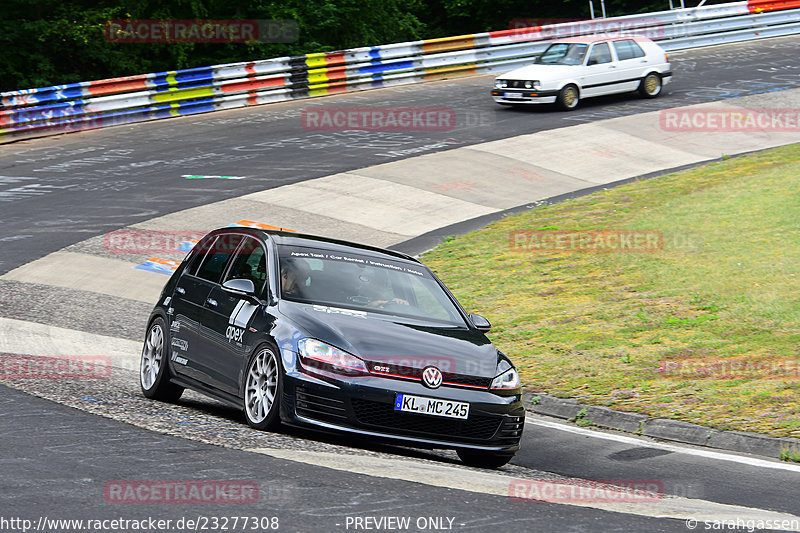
[504,92,523,99]
[394,394,469,419]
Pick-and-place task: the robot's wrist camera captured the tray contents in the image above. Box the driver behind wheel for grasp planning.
[280,258,311,298]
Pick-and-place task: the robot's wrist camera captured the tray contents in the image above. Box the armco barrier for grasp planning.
[2,0,799,143]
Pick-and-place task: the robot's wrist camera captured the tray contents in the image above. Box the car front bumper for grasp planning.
[281,369,525,451]
[492,89,558,105]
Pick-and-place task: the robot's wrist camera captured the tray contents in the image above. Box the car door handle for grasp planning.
[176,287,185,295]
[206,298,218,307]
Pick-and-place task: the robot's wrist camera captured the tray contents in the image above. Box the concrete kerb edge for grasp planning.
[524,391,800,461]
[390,149,764,258]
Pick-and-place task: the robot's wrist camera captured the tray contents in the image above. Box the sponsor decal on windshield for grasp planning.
[286,248,429,278]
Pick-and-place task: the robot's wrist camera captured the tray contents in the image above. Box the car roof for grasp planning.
[551,35,654,44]
[210,227,421,264]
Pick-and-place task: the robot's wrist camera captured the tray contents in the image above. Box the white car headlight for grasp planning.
[495,79,507,89]
[490,360,520,390]
[297,338,368,375]
[524,80,541,90]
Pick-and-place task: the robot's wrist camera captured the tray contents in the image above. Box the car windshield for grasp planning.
[277,245,467,327]
[536,43,589,65]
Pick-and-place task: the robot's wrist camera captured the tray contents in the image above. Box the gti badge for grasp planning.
[422,366,443,389]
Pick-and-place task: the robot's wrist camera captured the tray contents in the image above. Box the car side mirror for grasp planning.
[587,58,598,66]
[469,313,491,332]
[222,278,256,296]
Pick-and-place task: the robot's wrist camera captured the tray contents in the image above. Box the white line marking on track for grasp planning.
[527,416,800,473]
[251,448,800,528]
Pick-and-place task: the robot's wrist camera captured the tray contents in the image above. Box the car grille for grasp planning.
[370,362,492,389]
[500,80,527,89]
[496,415,525,446]
[444,373,491,388]
[351,399,502,441]
[295,386,347,422]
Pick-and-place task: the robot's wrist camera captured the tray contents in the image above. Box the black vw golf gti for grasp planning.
[140,228,524,467]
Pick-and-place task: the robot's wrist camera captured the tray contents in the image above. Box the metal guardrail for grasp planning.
[1,0,799,143]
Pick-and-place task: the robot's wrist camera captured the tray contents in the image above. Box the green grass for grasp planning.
[422,144,800,438]
[780,447,800,463]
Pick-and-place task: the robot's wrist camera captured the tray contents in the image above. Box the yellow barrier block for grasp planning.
[424,64,477,80]
[153,86,215,103]
[165,71,178,88]
[305,53,328,69]
[307,71,330,84]
[308,87,330,97]
[422,35,475,54]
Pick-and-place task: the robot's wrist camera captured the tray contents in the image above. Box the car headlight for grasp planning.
[524,80,541,89]
[297,338,368,375]
[495,79,507,89]
[490,359,520,390]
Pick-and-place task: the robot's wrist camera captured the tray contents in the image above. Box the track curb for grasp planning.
[524,391,800,460]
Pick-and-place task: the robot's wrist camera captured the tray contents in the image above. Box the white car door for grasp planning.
[612,39,650,92]
[580,42,619,98]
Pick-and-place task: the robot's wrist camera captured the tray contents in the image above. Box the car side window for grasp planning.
[224,237,268,295]
[588,42,612,65]
[194,234,243,284]
[613,39,645,61]
[181,235,217,275]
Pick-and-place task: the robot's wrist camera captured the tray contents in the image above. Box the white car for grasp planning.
[492,35,672,110]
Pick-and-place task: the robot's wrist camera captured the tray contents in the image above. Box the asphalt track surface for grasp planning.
[2,36,800,274]
[2,36,800,531]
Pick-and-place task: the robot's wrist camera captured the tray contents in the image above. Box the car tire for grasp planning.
[243,344,283,430]
[456,449,516,469]
[140,317,184,402]
[639,73,662,98]
[556,85,580,111]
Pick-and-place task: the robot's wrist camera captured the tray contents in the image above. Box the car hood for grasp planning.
[498,64,577,82]
[279,301,499,378]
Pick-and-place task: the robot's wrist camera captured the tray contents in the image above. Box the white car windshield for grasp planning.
[536,43,589,65]
[277,245,467,326]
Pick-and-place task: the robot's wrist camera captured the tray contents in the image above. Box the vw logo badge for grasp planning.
[422,366,443,389]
